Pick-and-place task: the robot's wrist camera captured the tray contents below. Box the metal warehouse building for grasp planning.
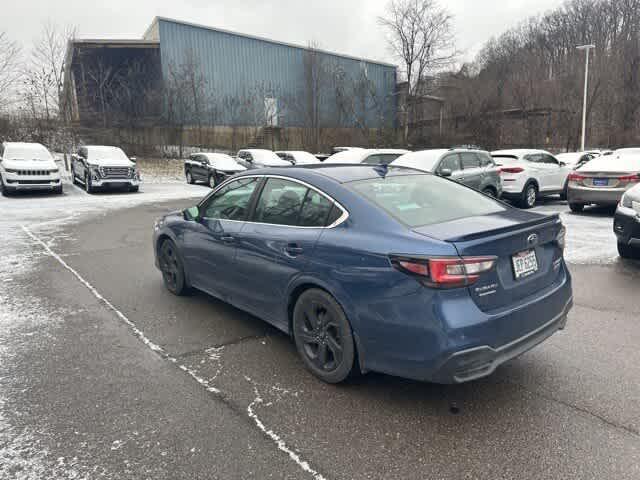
[63,17,398,150]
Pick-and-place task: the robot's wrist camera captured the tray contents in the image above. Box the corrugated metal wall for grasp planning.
[156,18,397,128]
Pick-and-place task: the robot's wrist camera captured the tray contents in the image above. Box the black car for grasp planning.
[614,184,640,259]
[185,153,246,188]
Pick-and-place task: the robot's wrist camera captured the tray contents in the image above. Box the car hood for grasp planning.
[88,158,135,167]
[2,158,57,170]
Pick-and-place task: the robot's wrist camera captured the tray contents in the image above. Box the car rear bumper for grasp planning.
[614,206,640,247]
[359,264,573,384]
[567,185,627,205]
[430,297,571,383]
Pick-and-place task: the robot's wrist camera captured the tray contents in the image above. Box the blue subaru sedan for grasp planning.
[153,165,573,384]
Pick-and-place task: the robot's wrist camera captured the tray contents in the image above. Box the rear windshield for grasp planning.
[350,174,506,227]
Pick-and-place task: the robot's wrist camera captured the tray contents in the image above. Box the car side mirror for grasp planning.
[130,157,137,163]
[184,206,200,221]
[559,161,566,167]
[439,168,453,177]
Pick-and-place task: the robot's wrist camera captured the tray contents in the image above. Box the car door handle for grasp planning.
[284,244,304,256]
[220,235,235,243]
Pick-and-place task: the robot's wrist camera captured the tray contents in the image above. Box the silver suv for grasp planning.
[392,149,503,197]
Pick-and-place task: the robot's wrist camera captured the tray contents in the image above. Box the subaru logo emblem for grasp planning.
[527,234,539,246]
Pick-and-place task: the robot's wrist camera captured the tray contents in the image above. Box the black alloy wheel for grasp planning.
[208,174,216,189]
[293,289,356,383]
[159,239,188,295]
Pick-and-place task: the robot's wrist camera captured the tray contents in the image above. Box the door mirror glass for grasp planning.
[184,206,200,221]
[439,168,453,177]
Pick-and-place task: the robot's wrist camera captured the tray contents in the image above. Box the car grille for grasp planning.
[100,167,131,179]
[14,169,55,176]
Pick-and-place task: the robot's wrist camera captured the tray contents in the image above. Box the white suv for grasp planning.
[491,149,572,208]
[0,142,62,196]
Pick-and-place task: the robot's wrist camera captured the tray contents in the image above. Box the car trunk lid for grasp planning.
[413,210,564,312]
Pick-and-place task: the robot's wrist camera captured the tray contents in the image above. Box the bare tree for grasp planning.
[22,22,76,120]
[379,0,456,141]
[0,32,21,111]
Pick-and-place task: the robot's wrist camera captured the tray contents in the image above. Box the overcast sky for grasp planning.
[7,0,564,64]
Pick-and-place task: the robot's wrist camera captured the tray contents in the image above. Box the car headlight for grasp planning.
[153,217,165,231]
[621,192,633,208]
[4,168,17,174]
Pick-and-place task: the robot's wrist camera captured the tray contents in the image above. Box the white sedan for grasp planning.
[324,148,410,165]
[275,151,320,165]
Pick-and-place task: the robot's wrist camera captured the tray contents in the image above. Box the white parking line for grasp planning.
[20,225,326,480]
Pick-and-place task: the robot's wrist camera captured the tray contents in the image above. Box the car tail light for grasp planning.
[618,173,640,182]
[500,167,524,174]
[556,226,566,251]
[567,172,586,182]
[390,255,497,289]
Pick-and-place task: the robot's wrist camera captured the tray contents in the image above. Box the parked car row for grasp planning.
[0,141,141,196]
[183,146,639,212]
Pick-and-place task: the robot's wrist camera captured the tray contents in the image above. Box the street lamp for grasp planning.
[576,44,595,151]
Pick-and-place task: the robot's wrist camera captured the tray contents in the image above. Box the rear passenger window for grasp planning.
[299,190,334,227]
[438,154,460,172]
[460,153,480,169]
[253,178,307,226]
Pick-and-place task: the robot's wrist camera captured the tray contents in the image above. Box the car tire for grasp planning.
[70,167,76,185]
[292,288,357,384]
[569,203,584,213]
[129,185,139,193]
[482,187,496,198]
[1,177,10,197]
[54,185,63,195]
[618,242,640,260]
[560,180,569,201]
[186,170,195,184]
[208,174,216,189]
[519,183,537,209]
[158,239,189,295]
[85,171,94,194]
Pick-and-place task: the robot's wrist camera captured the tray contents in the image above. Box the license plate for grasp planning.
[592,178,609,187]
[512,249,538,280]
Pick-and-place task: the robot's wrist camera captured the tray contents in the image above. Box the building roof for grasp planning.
[144,16,396,68]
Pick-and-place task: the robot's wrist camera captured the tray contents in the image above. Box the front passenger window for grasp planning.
[438,155,460,173]
[201,177,259,220]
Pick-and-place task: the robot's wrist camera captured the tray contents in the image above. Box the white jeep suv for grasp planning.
[491,149,572,208]
[71,145,140,193]
[0,142,62,196]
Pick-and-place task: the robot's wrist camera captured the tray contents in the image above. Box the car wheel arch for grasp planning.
[286,280,366,373]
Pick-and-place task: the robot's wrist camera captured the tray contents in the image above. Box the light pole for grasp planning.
[576,44,595,151]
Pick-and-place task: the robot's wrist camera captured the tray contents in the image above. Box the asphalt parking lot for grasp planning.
[1,183,640,479]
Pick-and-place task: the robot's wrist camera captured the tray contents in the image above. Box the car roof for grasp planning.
[236,164,425,184]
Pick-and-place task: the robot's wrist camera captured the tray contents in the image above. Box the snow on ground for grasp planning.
[532,201,620,265]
